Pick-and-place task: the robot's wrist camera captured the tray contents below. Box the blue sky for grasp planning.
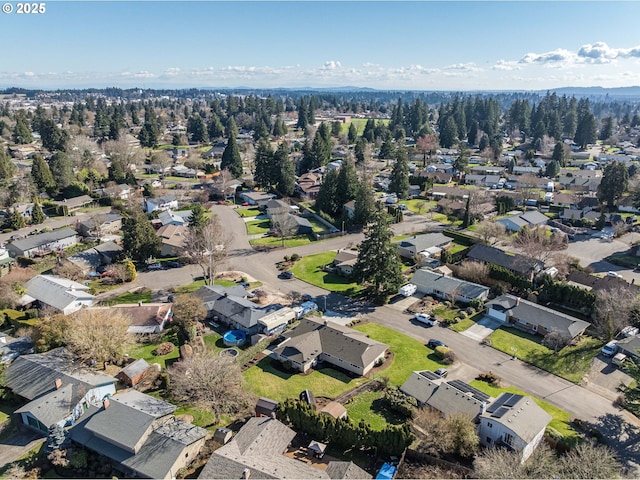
[1,1,639,90]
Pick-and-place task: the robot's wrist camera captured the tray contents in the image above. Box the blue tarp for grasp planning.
[376,463,397,480]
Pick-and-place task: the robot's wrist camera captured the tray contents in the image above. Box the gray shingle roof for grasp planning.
[5,348,115,401]
[467,244,541,276]
[410,269,489,300]
[396,233,451,252]
[9,227,77,252]
[119,359,151,381]
[482,393,551,443]
[15,383,75,428]
[486,294,591,338]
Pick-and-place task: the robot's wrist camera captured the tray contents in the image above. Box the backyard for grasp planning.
[290,251,363,295]
[487,328,603,384]
[344,390,406,431]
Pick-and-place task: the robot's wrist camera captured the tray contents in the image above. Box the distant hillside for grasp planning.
[546,86,640,99]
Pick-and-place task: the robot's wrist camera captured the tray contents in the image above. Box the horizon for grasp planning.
[1,1,640,91]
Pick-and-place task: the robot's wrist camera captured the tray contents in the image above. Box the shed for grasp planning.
[308,440,327,459]
[299,389,317,409]
[116,358,151,387]
[319,401,347,420]
[255,397,279,417]
[213,427,233,445]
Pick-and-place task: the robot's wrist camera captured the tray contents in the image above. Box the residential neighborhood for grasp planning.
[2,81,640,480]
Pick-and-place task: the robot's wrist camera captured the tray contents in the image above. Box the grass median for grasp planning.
[290,251,363,295]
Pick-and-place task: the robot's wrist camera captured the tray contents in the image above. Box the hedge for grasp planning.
[443,229,479,246]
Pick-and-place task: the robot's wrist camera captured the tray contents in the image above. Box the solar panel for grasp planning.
[447,380,491,402]
[419,370,440,380]
[486,393,509,413]
[504,394,523,407]
[491,406,510,418]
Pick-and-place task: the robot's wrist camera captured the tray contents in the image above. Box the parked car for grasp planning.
[427,339,447,349]
[612,352,628,367]
[148,263,165,271]
[166,261,182,268]
[434,368,449,378]
[278,270,294,280]
[414,313,437,326]
[606,271,622,278]
[237,281,250,288]
[620,326,639,338]
[601,340,618,357]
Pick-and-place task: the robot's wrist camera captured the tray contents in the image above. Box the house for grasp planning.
[467,243,543,279]
[21,275,95,315]
[485,295,591,339]
[265,199,291,217]
[566,271,640,295]
[172,165,201,178]
[97,183,133,200]
[52,195,94,213]
[203,142,227,159]
[156,224,188,257]
[410,269,490,304]
[437,198,466,218]
[550,193,579,209]
[144,194,178,214]
[464,174,501,187]
[290,215,313,234]
[0,246,15,274]
[496,210,549,232]
[512,166,541,175]
[255,397,279,417]
[76,213,123,237]
[559,207,599,223]
[90,303,172,335]
[430,186,469,200]
[69,389,208,480]
[478,393,552,463]
[273,317,388,376]
[331,248,359,276]
[343,200,356,219]
[198,417,371,480]
[194,285,268,335]
[617,196,640,213]
[194,284,248,308]
[616,335,640,359]
[117,359,152,387]
[157,209,192,227]
[5,348,116,433]
[395,233,452,260]
[239,190,276,207]
[400,370,492,421]
[258,307,297,335]
[7,227,79,258]
[296,172,323,199]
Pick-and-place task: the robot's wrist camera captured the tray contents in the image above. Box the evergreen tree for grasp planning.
[188,203,208,231]
[31,199,45,224]
[208,113,225,140]
[31,154,56,192]
[7,207,26,230]
[0,148,16,184]
[348,122,358,143]
[187,114,208,143]
[454,142,469,174]
[354,139,367,164]
[48,151,75,191]
[122,209,161,263]
[331,121,342,138]
[545,160,561,178]
[335,157,358,207]
[311,123,332,167]
[315,169,339,216]
[439,116,458,148]
[12,111,33,144]
[599,116,614,142]
[274,143,295,196]
[297,99,308,130]
[379,140,395,161]
[352,204,404,303]
[575,99,597,148]
[598,160,628,209]
[221,135,243,178]
[353,179,376,227]
[552,141,566,165]
[462,195,472,228]
[253,138,275,188]
[39,119,69,152]
[389,145,409,199]
[362,119,376,142]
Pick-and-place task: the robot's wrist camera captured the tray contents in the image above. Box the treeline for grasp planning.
[277,398,414,457]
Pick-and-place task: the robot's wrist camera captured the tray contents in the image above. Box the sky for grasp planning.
[1,1,640,91]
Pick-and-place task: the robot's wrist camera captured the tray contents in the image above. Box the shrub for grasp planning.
[384,386,417,418]
[465,307,475,315]
[476,371,501,385]
[154,342,175,356]
[459,311,468,318]
[290,253,300,261]
[442,349,457,365]
[469,298,484,311]
[434,345,451,360]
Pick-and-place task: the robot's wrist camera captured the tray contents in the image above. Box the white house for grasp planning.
[496,210,549,232]
[7,228,79,258]
[410,269,490,304]
[478,393,552,463]
[144,194,178,214]
[21,275,95,315]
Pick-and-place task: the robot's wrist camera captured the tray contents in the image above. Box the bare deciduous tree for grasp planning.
[512,226,566,269]
[171,294,207,342]
[64,308,132,368]
[270,209,299,247]
[475,220,507,246]
[103,137,145,172]
[183,214,233,285]
[455,260,490,284]
[212,168,237,200]
[168,352,254,423]
[594,287,640,340]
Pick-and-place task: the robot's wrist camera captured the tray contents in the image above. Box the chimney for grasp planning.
[242,468,251,479]
[54,378,62,390]
[515,297,521,306]
[103,398,110,410]
[480,401,487,415]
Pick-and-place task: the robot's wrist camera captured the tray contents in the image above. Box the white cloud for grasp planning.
[519,48,575,65]
[445,62,480,72]
[164,67,181,77]
[322,60,342,70]
[492,60,520,71]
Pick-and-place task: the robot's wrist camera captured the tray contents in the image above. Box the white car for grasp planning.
[414,313,437,326]
[606,271,622,278]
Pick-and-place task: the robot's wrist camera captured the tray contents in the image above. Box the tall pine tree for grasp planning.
[274,143,295,196]
[389,145,409,200]
[221,135,243,178]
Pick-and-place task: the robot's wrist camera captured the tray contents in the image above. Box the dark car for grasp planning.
[278,271,294,280]
[427,339,447,349]
[434,368,449,378]
[166,261,183,269]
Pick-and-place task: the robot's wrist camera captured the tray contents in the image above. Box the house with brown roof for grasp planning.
[157,224,187,257]
[273,317,388,376]
[89,303,172,335]
[296,172,323,199]
[331,248,359,276]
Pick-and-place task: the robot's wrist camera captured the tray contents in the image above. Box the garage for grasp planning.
[487,308,507,322]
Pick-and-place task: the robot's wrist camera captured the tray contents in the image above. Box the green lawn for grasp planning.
[469,380,579,444]
[353,323,447,385]
[488,328,603,384]
[236,207,262,218]
[345,390,406,431]
[449,316,476,332]
[128,342,180,369]
[307,216,332,234]
[340,118,390,136]
[102,290,152,305]
[290,251,363,295]
[243,357,368,401]
[397,199,435,214]
[174,405,231,431]
[246,219,272,235]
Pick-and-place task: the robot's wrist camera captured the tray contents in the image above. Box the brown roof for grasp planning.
[319,401,347,419]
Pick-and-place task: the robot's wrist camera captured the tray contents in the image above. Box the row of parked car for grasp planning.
[601,326,639,367]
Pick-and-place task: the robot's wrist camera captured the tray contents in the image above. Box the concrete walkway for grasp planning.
[460,316,502,342]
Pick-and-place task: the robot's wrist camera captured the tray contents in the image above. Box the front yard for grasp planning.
[290,251,363,295]
[487,328,603,384]
[245,219,271,235]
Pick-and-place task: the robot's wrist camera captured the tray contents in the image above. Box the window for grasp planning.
[504,433,514,446]
[487,422,493,428]
[486,437,492,444]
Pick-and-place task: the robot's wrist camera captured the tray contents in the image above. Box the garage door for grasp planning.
[487,308,507,322]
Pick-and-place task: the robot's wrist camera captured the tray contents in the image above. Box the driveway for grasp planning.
[461,316,502,342]
[565,233,640,282]
[0,430,44,470]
